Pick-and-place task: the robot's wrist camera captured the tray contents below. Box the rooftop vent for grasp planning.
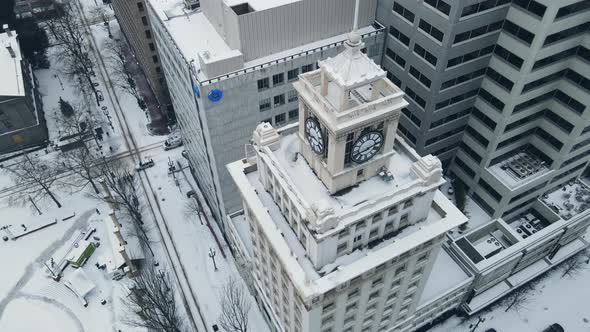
[184,0,199,10]
[231,3,255,15]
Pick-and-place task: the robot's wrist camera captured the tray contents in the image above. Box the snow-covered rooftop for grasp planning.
[146,0,381,83]
[228,135,467,298]
[487,151,552,189]
[271,133,417,216]
[224,0,300,11]
[0,30,25,97]
[418,247,471,306]
[541,179,590,220]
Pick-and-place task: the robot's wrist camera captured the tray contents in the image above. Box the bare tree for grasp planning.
[2,153,62,208]
[503,285,532,313]
[60,145,102,194]
[103,39,146,111]
[90,5,112,38]
[46,3,100,105]
[218,277,251,332]
[183,197,203,224]
[561,251,588,278]
[95,159,154,256]
[122,264,186,332]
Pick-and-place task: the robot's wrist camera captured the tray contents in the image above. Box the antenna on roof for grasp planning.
[347,0,362,47]
[353,0,360,33]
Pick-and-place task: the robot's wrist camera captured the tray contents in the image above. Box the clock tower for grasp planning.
[293,30,408,193]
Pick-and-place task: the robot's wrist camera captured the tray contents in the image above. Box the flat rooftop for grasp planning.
[418,247,471,306]
[541,179,590,220]
[272,133,417,215]
[0,30,24,97]
[224,0,300,11]
[146,0,379,83]
[487,151,551,189]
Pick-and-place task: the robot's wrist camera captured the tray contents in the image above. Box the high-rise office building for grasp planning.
[112,0,170,114]
[145,0,384,226]
[377,0,590,218]
[226,30,468,332]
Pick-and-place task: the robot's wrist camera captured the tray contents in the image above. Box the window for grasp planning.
[385,48,406,68]
[395,264,407,275]
[274,94,285,106]
[493,44,523,69]
[137,2,144,11]
[478,178,501,201]
[441,68,485,90]
[512,0,547,18]
[465,126,489,147]
[446,45,494,68]
[398,123,417,144]
[532,46,589,70]
[485,67,514,91]
[413,44,437,66]
[419,19,444,42]
[148,42,155,51]
[393,2,415,23]
[259,98,271,112]
[287,68,299,81]
[388,206,398,216]
[257,77,269,91]
[288,90,298,103]
[389,26,410,46]
[454,20,503,44]
[461,0,510,17]
[404,87,426,108]
[556,0,590,19]
[424,0,450,15]
[272,73,284,86]
[543,21,590,45]
[288,109,299,120]
[145,30,152,39]
[503,20,535,44]
[409,66,431,88]
[301,64,314,73]
[402,108,422,127]
[478,88,505,111]
[152,55,158,63]
[155,66,161,73]
[435,88,478,110]
[141,16,148,26]
[357,169,364,177]
[430,107,472,129]
[471,107,496,130]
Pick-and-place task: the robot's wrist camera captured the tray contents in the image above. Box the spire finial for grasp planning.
[347,0,362,47]
[353,0,360,32]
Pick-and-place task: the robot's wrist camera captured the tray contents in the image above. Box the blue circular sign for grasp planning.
[208,89,223,102]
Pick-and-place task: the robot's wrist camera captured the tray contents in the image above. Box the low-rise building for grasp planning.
[0,27,48,154]
[449,179,590,314]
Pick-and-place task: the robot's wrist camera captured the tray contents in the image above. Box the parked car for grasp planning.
[96,90,104,101]
[135,158,155,171]
[543,324,564,332]
[186,190,196,198]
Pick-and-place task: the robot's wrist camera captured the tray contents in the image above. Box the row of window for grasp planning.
[535,127,563,150]
[424,0,451,16]
[409,66,432,88]
[485,67,514,92]
[393,2,415,23]
[261,109,299,127]
[441,68,485,91]
[493,44,524,69]
[465,125,490,148]
[514,89,585,115]
[405,87,427,109]
[502,19,535,44]
[425,125,466,146]
[435,88,478,110]
[402,108,422,128]
[385,47,406,68]
[447,45,495,69]
[461,0,510,18]
[398,123,417,144]
[259,91,297,111]
[429,107,472,129]
[472,107,497,131]
[556,0,590,19]
[257,66,313,91]
[522,69,588,93]
[532,45,590,71]
[454,20,503,44]
[544,21,590,46]
[419,19,445,42]
[512,0,546,18]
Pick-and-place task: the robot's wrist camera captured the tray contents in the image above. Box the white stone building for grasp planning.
[226,28,468,332]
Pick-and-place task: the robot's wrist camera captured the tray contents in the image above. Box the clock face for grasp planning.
[305,117,325,155]
[351,131,384,163]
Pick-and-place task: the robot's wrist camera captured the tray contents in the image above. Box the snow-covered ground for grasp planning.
[427,257,590,332]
